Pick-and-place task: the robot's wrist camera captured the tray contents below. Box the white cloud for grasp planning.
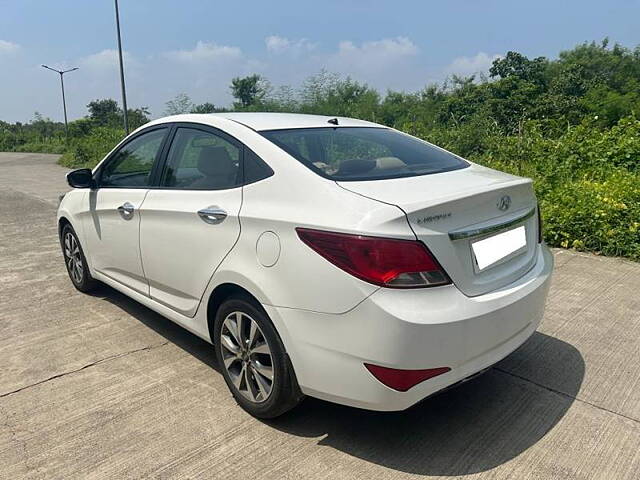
[161,41,255,96]
[80,49,136,71]
[0,40,20,55]
[336,37,419,59]
[265,35,316,56]
[164,41,242,63]
[445,52,502,76]
[319,37,423,91]
[326,37,419,76]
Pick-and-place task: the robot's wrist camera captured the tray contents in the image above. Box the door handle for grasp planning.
[117,202,135,220]
[197,207,227,224]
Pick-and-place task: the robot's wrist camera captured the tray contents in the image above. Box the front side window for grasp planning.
[161,128,241,190]
[261,127,468,181]
[100,128,166,187]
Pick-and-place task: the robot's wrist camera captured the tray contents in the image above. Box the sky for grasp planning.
[1,0,639,123]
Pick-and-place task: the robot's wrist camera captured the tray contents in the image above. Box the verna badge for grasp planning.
[497,195,511,211]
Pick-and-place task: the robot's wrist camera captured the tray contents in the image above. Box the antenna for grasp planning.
[327,118,339,125]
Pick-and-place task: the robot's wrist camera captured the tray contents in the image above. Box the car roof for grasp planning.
[206,112,381,131]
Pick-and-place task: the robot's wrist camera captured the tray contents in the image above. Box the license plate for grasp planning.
[471,226,527,271]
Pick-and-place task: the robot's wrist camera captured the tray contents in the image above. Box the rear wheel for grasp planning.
[60,224,98,293]
[214,296,303,418]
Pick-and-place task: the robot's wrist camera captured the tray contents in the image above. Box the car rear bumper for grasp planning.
[265,244,554,411]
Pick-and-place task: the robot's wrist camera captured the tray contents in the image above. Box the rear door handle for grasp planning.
[117,202,135,220]
[197,207,227,224]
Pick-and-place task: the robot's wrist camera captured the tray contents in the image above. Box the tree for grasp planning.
[127,107,151,129]
[164,93,194,115]
[298,73,379,120]
[87,99,120,126]
[191,102,217,113]
[489,51,548,85]
[264,85,298,112]
[299,70,340,108]
[30,112,61,138]
[484,53,550,131]
[326,78,380,120]
[230,74,269,108]
[86,99,149,129]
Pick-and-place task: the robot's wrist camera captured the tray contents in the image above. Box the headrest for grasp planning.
[197,146,235,177]
[336,158,376,175]
[375,156,406,170]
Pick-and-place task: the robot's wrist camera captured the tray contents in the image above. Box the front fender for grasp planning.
[57,190,90,266]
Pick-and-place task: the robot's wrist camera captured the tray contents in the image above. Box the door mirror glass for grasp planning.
[67,168,95,188]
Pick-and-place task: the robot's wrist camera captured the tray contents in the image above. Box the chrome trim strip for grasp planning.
[448,207,536,241]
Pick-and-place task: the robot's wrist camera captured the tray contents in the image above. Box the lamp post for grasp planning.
[114,0,129,134]
[41,65,78,139]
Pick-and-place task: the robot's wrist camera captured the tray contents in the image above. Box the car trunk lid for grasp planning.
[337,163,540,297]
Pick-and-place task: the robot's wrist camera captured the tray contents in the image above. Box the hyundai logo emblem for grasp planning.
[497,195,511,211]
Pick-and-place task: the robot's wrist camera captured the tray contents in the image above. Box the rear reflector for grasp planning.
[364,364,451,392]
[296,228,450,288]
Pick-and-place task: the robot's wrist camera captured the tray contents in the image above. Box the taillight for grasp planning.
[537,204,543,243]
[364,363,451,391]
[296,228,450,288]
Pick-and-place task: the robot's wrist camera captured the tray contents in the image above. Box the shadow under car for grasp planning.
[92,283,584,476]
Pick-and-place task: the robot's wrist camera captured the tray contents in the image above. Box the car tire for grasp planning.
[214,295,303,418]
[60,223,98,293]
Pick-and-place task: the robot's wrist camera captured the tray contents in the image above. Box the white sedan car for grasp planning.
[58,113,553,418]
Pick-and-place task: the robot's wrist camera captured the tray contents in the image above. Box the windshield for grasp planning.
[260,127,468,181]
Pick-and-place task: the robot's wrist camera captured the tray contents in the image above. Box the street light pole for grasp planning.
[114,0,129,134]
[41,65,78,139]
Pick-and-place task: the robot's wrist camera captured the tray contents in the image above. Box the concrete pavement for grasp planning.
[1,152,639,479]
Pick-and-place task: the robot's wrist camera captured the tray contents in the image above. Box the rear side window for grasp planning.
[243,148,274,185]
[100,128,166,187]
[261,127,468,181]
[161,127,241,190]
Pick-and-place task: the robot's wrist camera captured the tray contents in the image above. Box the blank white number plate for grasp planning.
[471,226,526,271]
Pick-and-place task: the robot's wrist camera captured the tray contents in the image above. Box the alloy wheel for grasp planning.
[63,232,84,284]
[220,311,274,403]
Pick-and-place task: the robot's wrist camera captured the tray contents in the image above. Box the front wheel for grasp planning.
[214,296,303,418]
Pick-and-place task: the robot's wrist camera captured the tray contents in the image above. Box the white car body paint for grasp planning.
[57,113,553,411]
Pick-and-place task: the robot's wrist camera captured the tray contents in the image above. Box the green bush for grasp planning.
[458,116,640,259]
[13,140,67,154]
[541,171,640,259]
[59,127,125,168]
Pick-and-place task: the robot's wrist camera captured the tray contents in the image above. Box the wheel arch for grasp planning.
[58,215,83,253]
[57,209,94,274]
[58,215,72,237]
[206,283,265,341]
[203,280,295,359]
[57,216,76,250]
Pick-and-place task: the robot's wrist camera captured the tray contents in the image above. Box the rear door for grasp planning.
[139,125,243,316]
[83,126,168,295]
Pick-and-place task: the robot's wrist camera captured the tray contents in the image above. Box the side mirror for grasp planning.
[66,168,95,189]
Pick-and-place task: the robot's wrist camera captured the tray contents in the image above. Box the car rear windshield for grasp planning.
[260,127,468,181]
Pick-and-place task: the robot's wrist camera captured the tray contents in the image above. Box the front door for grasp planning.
[139,126,243,316]
[82,127,168,295]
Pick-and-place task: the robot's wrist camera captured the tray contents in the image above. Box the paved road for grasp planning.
[1,152,639,479]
